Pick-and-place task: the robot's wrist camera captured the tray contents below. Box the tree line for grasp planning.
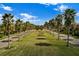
[0,13,37,35]
[44,8,79,47]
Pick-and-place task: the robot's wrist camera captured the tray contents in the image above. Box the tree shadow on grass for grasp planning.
[1,40,12,42]
[37,34,44,36]
[4,46,13,49]
[35,43,52,46]
[36,37,46,40]
[63,39,73,41]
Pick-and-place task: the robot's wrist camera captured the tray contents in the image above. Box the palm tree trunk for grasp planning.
[52,29,54,36]
[8,32,10,48]
[7,25,10,48]
[58,32,59,40]
[66,28,70,47]
[18,30,21,41]
[58,27,60,40]
[18,32,20,41]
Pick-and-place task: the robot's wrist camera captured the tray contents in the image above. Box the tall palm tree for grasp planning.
[49,20,53,30]
[55,14,63,40]
[64,9,76,47]
[22,22,26,32]
[10,19,15,34]
[44,22,49,30]
[2,13,14,48]
[15,19,23,41]
[25,21,32,30]
[48,19,55,35]
[15,19,22,33]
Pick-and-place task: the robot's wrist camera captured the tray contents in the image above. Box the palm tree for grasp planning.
[49,20,53,30]
[2,13,14,48]
[55,14,63,40]
[15,19,22,33]
[64,9,76,47]
[44,22,49,30]
[15,19,23,41]
[25,21,31,30]
[48,19,56,35]
[22,22,27,32]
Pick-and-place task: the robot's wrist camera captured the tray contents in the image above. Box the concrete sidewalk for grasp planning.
[48,30,79,45]
[0,31,30,48]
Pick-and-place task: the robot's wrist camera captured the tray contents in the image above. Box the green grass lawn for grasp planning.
[0,30,79,56]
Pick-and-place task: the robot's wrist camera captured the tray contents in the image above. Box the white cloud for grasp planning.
[0,14,2,20]
[0,14,2,17]
[76,12,79,16]
[75,12,79,24]
[13,16,19,21]
[54,4,68,12]
[0,4,13,11]
[0,14,2,24]
[20,13,37,20]
[20,13,40,21]
[20,13,43,25]
[54,8,59,11]
[39,3,58,6]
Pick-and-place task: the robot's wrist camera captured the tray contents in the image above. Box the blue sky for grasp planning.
[0,3,79,25]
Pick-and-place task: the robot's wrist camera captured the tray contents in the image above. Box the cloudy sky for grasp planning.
[0,3,79,25]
